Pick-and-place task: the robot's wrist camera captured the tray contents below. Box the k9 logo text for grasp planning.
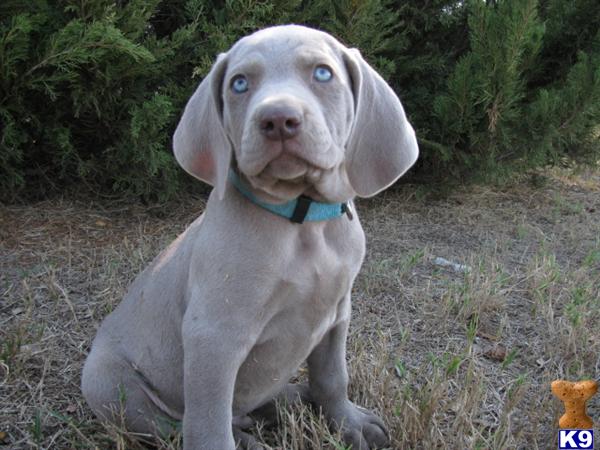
[559,429,594,449]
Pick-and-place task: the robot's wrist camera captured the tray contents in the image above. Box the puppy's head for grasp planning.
[174,25,418,203]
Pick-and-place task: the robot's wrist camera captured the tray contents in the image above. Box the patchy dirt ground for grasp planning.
[1,168,599,449]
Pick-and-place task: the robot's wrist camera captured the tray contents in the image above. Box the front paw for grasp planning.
[326,401,389,450]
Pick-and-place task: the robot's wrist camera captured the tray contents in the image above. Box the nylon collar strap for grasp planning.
[228,170,351,224]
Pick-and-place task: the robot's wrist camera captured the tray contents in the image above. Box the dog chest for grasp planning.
[230,230,360,414]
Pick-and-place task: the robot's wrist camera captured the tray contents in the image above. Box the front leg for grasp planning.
[307,294,389,450]
[182,311,258,450]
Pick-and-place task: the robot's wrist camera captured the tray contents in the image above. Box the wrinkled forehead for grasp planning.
[226,25,344,75]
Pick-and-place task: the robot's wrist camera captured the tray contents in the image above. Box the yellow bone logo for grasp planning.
[551,379,598,429]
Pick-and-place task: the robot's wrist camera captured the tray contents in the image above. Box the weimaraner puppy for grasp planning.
[82,24,418,450]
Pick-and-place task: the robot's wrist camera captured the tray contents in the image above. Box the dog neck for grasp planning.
[227,169,353,224]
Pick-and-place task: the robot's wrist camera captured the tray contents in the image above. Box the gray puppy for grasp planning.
[82,24,418,450]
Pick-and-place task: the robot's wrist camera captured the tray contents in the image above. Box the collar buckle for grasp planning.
[290,195,313,224]
[342,202,354,220]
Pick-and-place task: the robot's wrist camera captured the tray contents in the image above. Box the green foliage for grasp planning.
[1,1,173,199]
[414,0,599,182]
[430,0,545,177]
[0,0,598,201]
[526,52,600,166]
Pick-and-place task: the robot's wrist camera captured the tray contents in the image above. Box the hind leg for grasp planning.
[249,383,312,425]
[81,346,176,437]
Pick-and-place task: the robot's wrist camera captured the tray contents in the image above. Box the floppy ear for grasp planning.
[342,48,419,197]
[173,53,231,199]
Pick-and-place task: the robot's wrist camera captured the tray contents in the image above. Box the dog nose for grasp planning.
[259,105,302,141]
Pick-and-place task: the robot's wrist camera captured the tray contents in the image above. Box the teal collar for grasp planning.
[228,170,352,224]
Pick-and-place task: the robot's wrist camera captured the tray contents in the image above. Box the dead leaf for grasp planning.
[0,431,7,443]
[476,330,499,341]
[483,344,507,362]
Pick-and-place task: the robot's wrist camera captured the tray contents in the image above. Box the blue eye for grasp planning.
[231,75,248,93]
[314,65,333,82]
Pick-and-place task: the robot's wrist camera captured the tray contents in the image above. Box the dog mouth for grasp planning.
[236,135,343,201]
[266,154,314,179]
[239,135,338,175]
[241,154,326,201]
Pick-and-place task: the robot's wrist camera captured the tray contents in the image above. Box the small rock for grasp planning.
[433,257,471,273]
[66,404,78,413]
[536,357,549,368]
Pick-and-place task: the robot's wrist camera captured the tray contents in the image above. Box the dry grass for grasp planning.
[1,167,599,449]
